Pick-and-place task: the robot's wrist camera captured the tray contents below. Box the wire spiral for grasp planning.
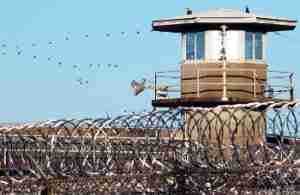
[1,101,300,194]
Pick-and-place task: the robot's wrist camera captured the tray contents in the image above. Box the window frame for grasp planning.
[182,32,206,62]
[244,31,265,62]
[245,31,254,60]
[255,32,263,60]
[186,32,196,60]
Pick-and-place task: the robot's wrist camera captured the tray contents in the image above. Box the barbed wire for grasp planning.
[1,101,300,194]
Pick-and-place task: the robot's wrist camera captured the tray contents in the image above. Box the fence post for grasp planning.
[41,186,53,195]
[174,164,188,195]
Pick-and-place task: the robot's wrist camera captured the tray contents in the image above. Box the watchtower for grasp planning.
[150,8,297,150]
[152,8,297,107]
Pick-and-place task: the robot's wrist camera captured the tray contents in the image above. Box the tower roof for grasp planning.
[152,8,297,32]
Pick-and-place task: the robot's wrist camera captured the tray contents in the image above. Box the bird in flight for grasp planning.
[77,78,84,85]
[76,77,89,86]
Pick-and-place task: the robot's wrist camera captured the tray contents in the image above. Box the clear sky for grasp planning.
[0,0,299,122]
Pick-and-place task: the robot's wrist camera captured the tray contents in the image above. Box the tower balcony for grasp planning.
[152,67,295,108]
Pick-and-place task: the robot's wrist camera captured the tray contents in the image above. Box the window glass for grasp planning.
[186,33,195,60]
[196,32,205,60]
[245,32,253,60]
[255,32,263,60]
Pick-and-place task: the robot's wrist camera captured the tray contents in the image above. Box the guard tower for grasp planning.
[152,8,297,108]
[150,8,297,149]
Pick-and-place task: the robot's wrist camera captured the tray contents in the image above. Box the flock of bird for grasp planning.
[0,30,293,87]
[0,31,144,86]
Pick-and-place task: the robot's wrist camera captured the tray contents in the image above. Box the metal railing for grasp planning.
[154,68,295,101]
[154,70,181,100]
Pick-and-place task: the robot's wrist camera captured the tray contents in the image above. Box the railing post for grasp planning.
[154,72,157,100]
[289,73,295,101]
[253,70,257,99]
[222,60,228,101]
[197,69,200,97]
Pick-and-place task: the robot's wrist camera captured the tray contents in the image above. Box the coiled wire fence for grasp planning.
[1,101,300,194]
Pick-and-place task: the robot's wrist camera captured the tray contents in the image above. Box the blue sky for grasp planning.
[0,0,299,122]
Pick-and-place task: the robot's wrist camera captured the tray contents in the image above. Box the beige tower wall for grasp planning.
[181,62,267,102]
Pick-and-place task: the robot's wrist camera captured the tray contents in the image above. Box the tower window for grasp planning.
[186,33,195,60]
[255,32,263,60]
[185,32,205,60]
[245,32,253,60]
[245,32,264,61]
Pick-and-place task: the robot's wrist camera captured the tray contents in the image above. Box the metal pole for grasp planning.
[253,70,257,99]
[197,69,200,97]
[41,187,53,195]
[289,73,295,101]
[220,25,228,101]
[4,136,6,168]
[154,72,157,100]
[222,59,228,101]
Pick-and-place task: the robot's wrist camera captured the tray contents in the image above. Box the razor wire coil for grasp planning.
[1,101,300,194]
